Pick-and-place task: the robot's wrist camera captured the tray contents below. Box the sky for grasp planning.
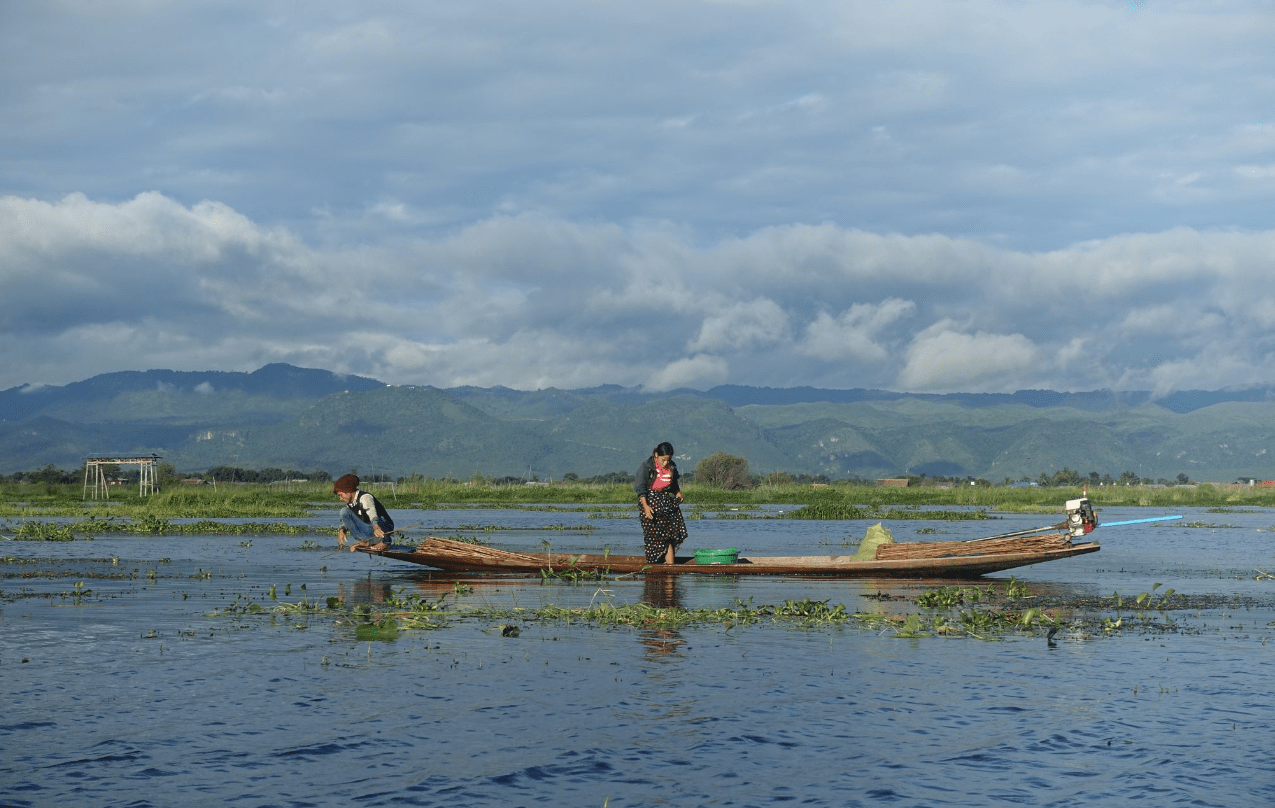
[2,0,1274,396]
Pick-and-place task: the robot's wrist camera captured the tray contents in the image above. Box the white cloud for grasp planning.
[645,355,730,392]
[4,1,1275,394]
[4,190,1275,395]
[799,298,915,362]
[687,299,789,354]
[897,322,1040,393]
[1056,338,1090,370]
[1145,350,1274,399]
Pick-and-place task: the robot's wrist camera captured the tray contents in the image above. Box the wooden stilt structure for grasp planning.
[83,455,162,499]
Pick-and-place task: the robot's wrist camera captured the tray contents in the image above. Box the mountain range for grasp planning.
[3,363,1274,483]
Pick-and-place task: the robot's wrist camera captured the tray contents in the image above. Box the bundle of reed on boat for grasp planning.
[414,537,546,567]
[874,532,1073,561]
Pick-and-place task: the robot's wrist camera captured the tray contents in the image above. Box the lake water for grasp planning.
[3,504,1275,807]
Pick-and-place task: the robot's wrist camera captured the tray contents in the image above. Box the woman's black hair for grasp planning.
[653,441,675,457]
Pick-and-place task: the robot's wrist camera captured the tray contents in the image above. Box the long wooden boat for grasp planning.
[358,531,1099,579]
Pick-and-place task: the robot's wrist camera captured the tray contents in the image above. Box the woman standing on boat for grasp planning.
[635,442,688,564]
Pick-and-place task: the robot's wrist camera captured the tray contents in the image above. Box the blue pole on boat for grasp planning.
[1099,515,1182,527]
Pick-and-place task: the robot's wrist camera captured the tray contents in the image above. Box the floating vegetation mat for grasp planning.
[1,517,315,540]
[183,575,1275,643]
[780,504,992,521]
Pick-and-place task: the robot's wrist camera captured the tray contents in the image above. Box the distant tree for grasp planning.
[205,465,254,483]
[1176,472,1190,485]
[1050,467,1083,487]
[562,472,579,482]
[582,471,634,485]
[310,469,332,483]
[1117,471,1140,486]
[30,464,72,485]
[695,452,753,489]
[156,462,181,487]
[763,471,793,486]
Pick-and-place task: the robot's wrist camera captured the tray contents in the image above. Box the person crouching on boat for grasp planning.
[635,442,688,564]
[333,473,395,552]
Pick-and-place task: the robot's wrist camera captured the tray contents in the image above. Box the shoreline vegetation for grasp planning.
[2,479,1268,541]
[2,479,1272,522]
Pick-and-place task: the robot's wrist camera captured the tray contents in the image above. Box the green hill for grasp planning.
[3,364,1274,482]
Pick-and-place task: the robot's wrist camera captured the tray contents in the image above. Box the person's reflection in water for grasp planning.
[639,575,686,658]
[643,574,684,610]
[336,576,394,615]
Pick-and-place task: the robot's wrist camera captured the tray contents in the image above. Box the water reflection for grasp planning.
[642,575,683,610]
[639,576,686,659]
[338,575,393,610]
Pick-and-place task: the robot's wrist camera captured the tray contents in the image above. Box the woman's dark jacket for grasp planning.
[633,456,680,498]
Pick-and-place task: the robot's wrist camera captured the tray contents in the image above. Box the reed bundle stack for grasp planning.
[415,536,544,567]
[875,532,1072,561]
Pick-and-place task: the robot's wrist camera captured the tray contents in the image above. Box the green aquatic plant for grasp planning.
[774,598,847,619]
[1018,607,1046,628]
[892,613,931,638]
[1003,576,1029,599]
[62,580,93,604]
[781,504,989,521]
[7,516,312,537]
[780,503,867,520]
[1110,582,1177,610]
[354,616,400,642]
[9,521,81,541]
[132,514,171,534]
[916,585,988,608]
[956,609,993,634]
[539,563,610,584]
[207,594,266,615]
[189,579,1140,644]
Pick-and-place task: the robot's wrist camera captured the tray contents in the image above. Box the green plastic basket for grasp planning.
[693,548,740,565]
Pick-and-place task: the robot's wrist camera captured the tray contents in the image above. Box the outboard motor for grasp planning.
[1065,498,1097,538]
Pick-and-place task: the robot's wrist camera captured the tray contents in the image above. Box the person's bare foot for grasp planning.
[370,541,388,552]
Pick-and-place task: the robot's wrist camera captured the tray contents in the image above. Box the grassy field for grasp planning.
[2,479,1272,521]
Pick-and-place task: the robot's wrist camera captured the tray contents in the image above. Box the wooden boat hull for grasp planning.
[359,533,1099,579]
